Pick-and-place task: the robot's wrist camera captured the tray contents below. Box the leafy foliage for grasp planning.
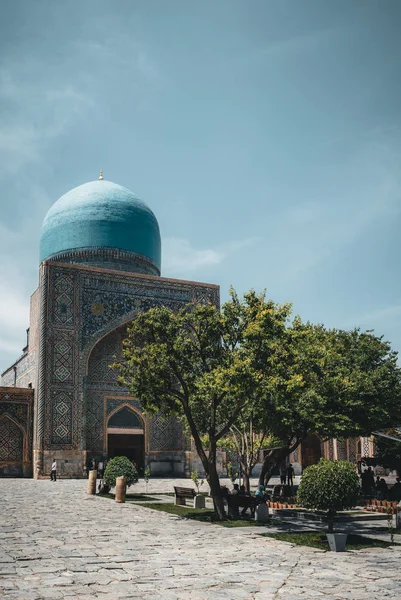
[103,456,138,488]
[256,323,401,483]
[297,459,360,531]
[113,288,291,519]
[374,433,401,476]
[144,466,151,481]
[190,469,204,494]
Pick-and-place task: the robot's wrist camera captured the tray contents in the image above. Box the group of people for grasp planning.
[360,467,401,501]
[279,463,295,487]
[86,457,108,478]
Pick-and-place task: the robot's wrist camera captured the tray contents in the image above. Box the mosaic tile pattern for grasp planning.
[0,417,23,461]
[148,414,183,451]
[51,392,73,445]
[0,390,33,469]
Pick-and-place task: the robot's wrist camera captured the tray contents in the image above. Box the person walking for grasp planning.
[287,463,295,488]
[279,464,287,485]
[50,458,57,481]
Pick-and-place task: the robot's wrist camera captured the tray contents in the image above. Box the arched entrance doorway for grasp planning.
[301,434,321,470]
[106,406,145,474]
[0,415,25,477]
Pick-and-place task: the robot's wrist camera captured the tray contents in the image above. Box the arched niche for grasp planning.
[86,325,128,385]
[0,414,26,466]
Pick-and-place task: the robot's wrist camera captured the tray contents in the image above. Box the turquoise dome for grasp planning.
[40,179,161,274]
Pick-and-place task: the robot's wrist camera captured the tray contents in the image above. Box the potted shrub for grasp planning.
[103,456,138,493]
[297,459,360,552]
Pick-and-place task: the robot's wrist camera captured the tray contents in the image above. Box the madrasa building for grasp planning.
[0,173,219,478]
[0,173,373,479]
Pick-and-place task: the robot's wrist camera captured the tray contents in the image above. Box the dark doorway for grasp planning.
[301,434,321,470]
[107,433,145,474]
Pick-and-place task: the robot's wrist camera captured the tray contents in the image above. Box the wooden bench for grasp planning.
[226,494,258,518]
[174,486,196,506]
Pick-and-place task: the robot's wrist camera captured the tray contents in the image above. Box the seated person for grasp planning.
[253,484,265,504]
[239,485,249,495]
[231,483,239,495]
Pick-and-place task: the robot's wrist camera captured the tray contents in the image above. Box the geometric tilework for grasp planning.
[53,332,74,384]
[149,414,183,451]
[51,392,72,445]
[106,397,142,418]
[81,275,219,342]
[108,407,142,429]
[362,437,370,458]
[348,438,357,463]
[53,273,74,327]
[87,329,121,385]
[0,390,33,472]
[85,390,104,452]
[0,416,23,461]
[336,438,347,460]
[328,438,334,460]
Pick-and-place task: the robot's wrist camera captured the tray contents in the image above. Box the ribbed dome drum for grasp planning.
[40,179,161,275]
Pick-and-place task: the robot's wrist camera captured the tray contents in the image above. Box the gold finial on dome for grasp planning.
[99,170,104,180]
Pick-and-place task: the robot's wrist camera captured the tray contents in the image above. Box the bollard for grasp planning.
[115,475,126,503]
[87,469,97,495]
[255,501,269,522]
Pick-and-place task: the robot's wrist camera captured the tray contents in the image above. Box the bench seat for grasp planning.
[174,486,197,506]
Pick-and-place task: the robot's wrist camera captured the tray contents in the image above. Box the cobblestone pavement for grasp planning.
[1,480,401,600]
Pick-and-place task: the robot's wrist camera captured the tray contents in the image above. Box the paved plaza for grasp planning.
[1,479,401,600]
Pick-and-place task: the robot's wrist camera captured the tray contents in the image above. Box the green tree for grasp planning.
[297,459,360,532]
[374,433,401,476]
[113,290,291,520]
[256,323,401,484]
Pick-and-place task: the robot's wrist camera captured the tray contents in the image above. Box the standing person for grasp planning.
[287,463,295,488]
[366,467,375,495]
[279,464,287,485]
[50,458,57,481]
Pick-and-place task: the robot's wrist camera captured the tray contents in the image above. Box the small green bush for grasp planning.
[104,456,138,488]
[297,459,360,532]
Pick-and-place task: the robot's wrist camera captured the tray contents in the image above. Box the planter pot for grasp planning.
[326,533,347,552]
[255,502,269,522]
[193,494,205,509]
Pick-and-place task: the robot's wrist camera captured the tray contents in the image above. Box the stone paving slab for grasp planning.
[0,479,401,599]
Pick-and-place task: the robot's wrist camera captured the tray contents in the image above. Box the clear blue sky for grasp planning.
[1,0,401,372]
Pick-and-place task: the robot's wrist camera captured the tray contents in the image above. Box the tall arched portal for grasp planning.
[106,406,145,471]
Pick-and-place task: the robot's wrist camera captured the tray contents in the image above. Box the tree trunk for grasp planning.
[327,510,335,533]
[207,460,226,520]
[258,439,302,486]
[243,471,251,493]
[259,447,289,485]
[239,458,251,492]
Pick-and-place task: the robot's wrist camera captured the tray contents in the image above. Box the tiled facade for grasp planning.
[1,258,219,479]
